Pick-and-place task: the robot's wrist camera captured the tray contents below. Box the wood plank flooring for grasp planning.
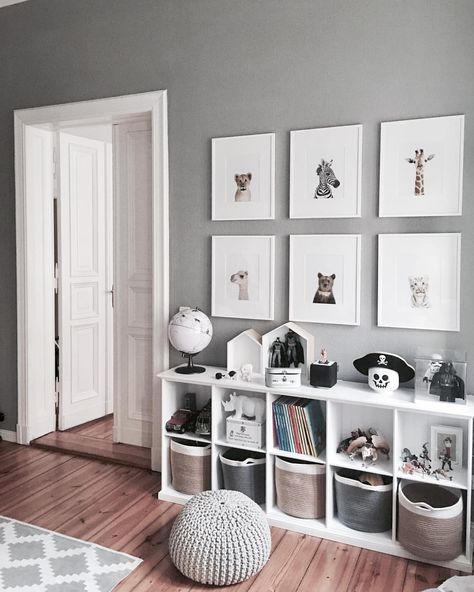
[0,441,463,591]
[31,415,151,469]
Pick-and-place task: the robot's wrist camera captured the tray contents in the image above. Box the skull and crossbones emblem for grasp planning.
[377,354,388,366]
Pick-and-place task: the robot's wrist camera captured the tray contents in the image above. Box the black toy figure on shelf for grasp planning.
[269,337,288,368]
[285,330,304,367]
[429,362,465,402]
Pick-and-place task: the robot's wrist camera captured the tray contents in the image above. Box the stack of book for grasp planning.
[272,397,325,457]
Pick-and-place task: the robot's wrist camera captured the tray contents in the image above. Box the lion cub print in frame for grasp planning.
[378,233,461,331]
[289,234,361,326]
[212,133,275,220]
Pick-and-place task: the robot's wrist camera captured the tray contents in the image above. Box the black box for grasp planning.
[310,361,337,388]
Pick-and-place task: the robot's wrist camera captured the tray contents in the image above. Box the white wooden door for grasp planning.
[113,119,153,447]
[58,132,109,429]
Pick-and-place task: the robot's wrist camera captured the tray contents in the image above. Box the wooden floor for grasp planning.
[31,415,151,470]
[0,441,462,591]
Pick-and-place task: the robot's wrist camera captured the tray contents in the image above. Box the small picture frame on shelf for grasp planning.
[431,425,463,471]
[212,235,275,320]
[289,234,361,325]
[415,349,467,404]
[378,233,461,332]
[212,132,275,220]
[379,115,464,217]
[290,124,362,219]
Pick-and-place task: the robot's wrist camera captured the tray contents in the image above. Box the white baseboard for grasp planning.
[0,429,18,443]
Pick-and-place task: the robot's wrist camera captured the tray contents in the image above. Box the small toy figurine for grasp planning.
[423,355,443,385]
[429,362,465,402]
[319,348,329,364]
[269,337,288,368]
[285,330,304,367]
[353,352,415,394]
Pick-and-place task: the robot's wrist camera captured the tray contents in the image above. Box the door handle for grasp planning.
[106,285,114,308]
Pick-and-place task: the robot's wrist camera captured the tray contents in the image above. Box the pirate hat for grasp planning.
[353,352,415,383]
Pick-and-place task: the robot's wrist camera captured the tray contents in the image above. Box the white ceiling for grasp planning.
[0,0,31,8]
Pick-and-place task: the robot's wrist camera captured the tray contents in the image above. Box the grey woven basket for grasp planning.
[220,448,266,505]
[170,439,211,495]
[398,481,463,561]
[275,456,325,519]
[335,469,392,533]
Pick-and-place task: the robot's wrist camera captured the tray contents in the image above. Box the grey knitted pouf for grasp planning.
[169,489,271,586]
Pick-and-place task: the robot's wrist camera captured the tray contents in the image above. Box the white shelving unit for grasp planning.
[158,365,474,572]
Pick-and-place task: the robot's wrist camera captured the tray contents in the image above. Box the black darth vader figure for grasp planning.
[429,362,465,402]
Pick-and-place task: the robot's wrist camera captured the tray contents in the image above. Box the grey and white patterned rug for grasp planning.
[0,516,142,591]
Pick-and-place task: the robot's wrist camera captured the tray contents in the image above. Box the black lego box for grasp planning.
[310,361,337,388]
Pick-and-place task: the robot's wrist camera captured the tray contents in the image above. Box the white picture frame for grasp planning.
[379,115,464,217]
[290,124,362,219]
[430,425,463,470]
[212,235,275,320]
[212,133,275,220]
[289,234,361,325]
[378,233,461,331]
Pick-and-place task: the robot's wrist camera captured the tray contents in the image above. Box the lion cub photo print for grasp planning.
[409,275,431,308]
[234,172,252,202]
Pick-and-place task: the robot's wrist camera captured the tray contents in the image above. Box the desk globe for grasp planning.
[168,308,213,374]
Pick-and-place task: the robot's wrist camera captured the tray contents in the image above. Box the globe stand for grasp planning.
[175,353,206,374]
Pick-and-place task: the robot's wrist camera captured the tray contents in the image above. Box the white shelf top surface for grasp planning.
[159,366,474,418]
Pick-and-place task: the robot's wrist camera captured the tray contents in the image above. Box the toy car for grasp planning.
[195,399,211,436]
[165,408,198,434]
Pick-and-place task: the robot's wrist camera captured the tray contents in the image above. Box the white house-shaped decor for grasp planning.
[227,328,263,376]
[261,322,315,380]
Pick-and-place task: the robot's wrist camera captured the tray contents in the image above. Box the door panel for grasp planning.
[114,119,153,447]
[58,132,108,429]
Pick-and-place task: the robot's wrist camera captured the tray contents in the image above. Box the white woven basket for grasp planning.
[275,457,326,519]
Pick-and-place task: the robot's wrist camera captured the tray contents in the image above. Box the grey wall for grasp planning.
[1,0,473,431]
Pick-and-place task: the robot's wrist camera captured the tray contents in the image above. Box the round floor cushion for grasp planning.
[169,489,271,586]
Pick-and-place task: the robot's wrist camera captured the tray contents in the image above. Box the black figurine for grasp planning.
[429,361,465,402]
[269,337,288,368]
[285,330,304,367]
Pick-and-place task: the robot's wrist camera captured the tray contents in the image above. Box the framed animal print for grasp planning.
[212,133,275,220]
[212,235,275,320]
[378,233,461,331]
[289,124,362,219]
[379,115,464,217]
[289,234,361,325]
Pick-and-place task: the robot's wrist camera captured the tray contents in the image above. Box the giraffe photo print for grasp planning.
[290,124,362,219]
[379,115,464,217]
[211,235,275,320]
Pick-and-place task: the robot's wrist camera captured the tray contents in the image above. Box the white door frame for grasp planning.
[15,91,169,470]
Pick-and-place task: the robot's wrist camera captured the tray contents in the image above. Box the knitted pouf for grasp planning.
[169,489,271,586]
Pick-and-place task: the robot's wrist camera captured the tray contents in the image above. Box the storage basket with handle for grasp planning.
[334,469,392,532]
[275,456,325,519]
[398,481,463,561]
[220,448,266,504]
[170,439,211,495]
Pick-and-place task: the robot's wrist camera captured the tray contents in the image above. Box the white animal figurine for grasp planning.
[222,392,265,422]
[239,363,253,382]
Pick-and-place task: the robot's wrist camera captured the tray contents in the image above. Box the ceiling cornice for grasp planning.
[0,0,32,8]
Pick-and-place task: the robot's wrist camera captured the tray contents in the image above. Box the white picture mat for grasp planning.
[289,234,361,325]
[212,235,274,319]
[378,233,461,331]
[290,124,362,219]
[379,115,464,217]
[212,133,275,220]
